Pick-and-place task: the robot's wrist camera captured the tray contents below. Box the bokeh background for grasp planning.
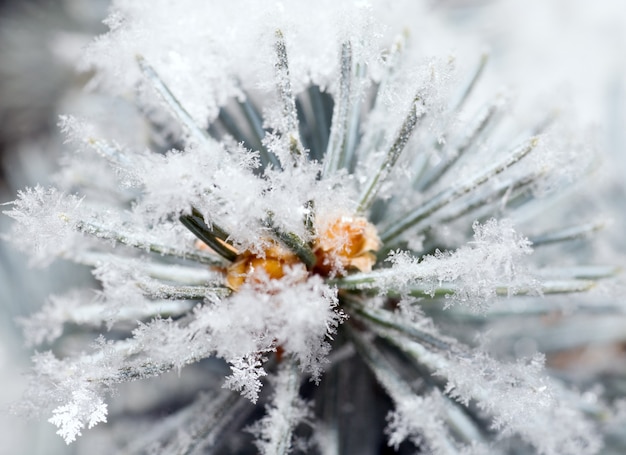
[0,0,624,453]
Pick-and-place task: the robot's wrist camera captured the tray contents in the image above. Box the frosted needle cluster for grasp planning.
[3,2,623,454]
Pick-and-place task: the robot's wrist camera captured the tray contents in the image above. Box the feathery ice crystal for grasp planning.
[3,1,623,454]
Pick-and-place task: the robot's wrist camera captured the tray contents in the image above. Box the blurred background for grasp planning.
[0,1,109,453]
[0,0,624,453]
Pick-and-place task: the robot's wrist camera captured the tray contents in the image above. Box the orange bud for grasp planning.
[314,215,380,276]
[226,243,300,291]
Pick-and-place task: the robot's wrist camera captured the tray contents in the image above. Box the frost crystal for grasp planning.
[48,390,108,444]
[2,1,622,454]
[223,355,268,402]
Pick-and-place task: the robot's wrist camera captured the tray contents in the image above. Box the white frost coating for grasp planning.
[18,290,93,346]
[127,271,344,402]
[19,289,196,347]
[81,1,389,124]
[524,124,597,197]
[248,363,310,455]
[91,259,150,317]
[385,392,491,455]
[58,115,148,190]
[3,0,612,451]
[223,355,268,402]
[134,143,262,226]
[386,395,450,454]
[198,270,345,385]
[442,352,602,455]
[17,350,115,445]
[48,389,108,444]
[385,218,537,310]
[401,340,602,455]
[130,137,349,249]
[3,185,204,267]
[81,0,474,127]
[2,186,85,266]
[58,111,330,254]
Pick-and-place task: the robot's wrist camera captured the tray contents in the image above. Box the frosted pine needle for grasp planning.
[3,2,624,454]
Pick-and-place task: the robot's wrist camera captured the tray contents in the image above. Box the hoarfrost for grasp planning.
[48,389,108,444]
[223,355,268,403]
[386,218,538,310]
[2,186,85,266]
[441,351,602,455]
[386,392,458,455]
[248,363,310,455]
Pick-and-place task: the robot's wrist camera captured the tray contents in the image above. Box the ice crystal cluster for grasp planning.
[3,1,624,454]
